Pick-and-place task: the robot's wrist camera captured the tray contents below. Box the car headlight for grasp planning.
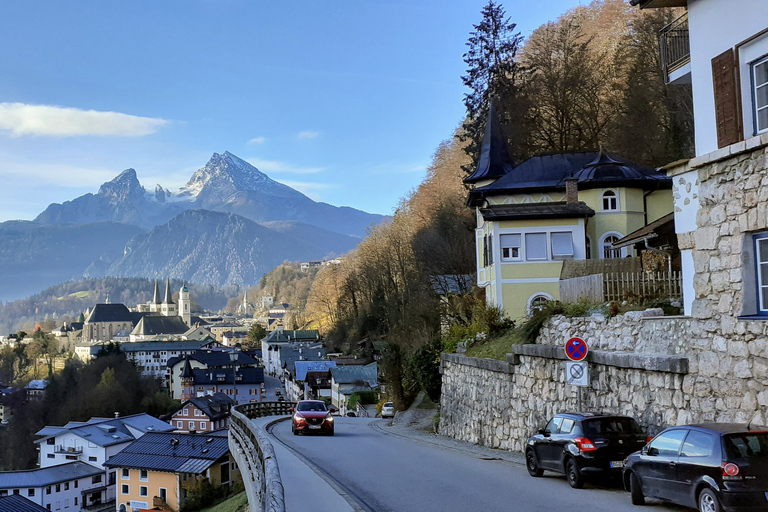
[326,415,334,422]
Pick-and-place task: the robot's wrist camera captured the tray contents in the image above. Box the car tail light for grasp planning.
[722,463,740,476]
[574,437,597,452]
[645,436,654,444]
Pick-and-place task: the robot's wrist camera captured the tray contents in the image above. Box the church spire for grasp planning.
[163,279,174,304]
[152,280,161,304]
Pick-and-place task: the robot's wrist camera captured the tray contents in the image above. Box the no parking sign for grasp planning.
[565,337,588,361]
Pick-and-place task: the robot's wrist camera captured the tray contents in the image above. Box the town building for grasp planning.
[330,362,378,408]
[465,103,673,319]
[0,494,49,512]
[260,329,322,377]
[170,393,234,433]
[0,462,107,512]
[104,431,236,512]
[167,350,263,404]
[34,413,174,507]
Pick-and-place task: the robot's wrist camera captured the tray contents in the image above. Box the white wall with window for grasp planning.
[687,0,768,155]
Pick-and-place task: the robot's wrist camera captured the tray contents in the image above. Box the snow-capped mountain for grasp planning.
[35,151,382,237]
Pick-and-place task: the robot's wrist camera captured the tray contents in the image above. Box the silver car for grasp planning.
[381,402,395,418]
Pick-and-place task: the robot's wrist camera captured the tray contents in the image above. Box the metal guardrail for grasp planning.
[660,12,690,83]
[228,401,296,512]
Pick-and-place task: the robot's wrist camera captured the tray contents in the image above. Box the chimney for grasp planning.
[114,412,120,419]
[565,178,578,204]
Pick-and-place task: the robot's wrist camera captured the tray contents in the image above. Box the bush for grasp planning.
[347,391,378,409]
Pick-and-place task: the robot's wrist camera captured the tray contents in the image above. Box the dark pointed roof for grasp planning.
[163,279,174,305]
[85,303,140,323]
[464,101,515,184]
[152,280,161,304]
[131,315,190,336]
[570,150,659,188]
[181,357,194,379]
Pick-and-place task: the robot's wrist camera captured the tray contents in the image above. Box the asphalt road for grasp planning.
[270,417,686,512]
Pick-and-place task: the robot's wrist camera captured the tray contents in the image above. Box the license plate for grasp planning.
[610,461,625,469]
[308,425,321,429]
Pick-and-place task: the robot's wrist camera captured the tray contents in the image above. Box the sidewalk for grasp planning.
[248,416,355,512]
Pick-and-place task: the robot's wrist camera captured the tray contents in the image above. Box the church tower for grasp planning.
[150,280,161,313]
[179,283,191,326]
[180,357,194,401]
[161,279,177,317]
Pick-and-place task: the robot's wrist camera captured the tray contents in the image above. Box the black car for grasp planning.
[526,412,649,488]
[623,423,768,512]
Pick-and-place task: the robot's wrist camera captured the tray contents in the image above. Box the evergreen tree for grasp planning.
[459,1,524,172]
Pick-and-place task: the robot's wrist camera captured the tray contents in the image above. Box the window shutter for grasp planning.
[712,48,742,148]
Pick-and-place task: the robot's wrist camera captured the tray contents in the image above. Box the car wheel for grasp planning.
[526,449,543,477]
[629,472,645,505]
[698,488,721,512]
[566,458,584,489]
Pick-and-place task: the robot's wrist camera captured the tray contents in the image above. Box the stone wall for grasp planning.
[439,138,768,453]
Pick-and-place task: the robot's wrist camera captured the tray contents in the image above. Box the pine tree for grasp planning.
[459,1,524,173]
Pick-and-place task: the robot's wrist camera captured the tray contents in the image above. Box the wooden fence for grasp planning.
[560,271,682,304]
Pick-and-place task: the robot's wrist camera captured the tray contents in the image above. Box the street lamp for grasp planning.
[229,350,239,405]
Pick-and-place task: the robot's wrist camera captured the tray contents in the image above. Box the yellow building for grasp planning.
[105,431,239,512]
[466,104,673,320]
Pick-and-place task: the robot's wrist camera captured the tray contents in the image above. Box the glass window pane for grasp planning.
[759,239,768,263]
[650,429,688,456]
[757,85,768,109]
[755,61,768,86]
[681,431,714,457]
[760,263,768,284]
[758,107,768,133]
[551,232,574,256]
[560,418,575,433]
[525,233,548,260]
[761,287,768,310]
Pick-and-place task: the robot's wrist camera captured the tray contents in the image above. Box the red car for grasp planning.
[292,400,334,436]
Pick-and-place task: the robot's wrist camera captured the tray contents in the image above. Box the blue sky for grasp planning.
[0,1,583,222]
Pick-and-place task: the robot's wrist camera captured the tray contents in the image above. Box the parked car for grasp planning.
[381,402,395,419]
[526,412,649,488]
[623,423,768,512]
[291,400,334,436]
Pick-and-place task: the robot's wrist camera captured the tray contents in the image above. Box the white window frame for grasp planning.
[121,484,129,495]
[550,232,574,260]
[139,470,148,482]
[121,469,129,480]
[140,486,148,497]
[499,234,522,261]
[524,233,548,261]
[601,189,619,211]
[527,293,554,316]
[752,55,768,135]
[599,232,625,259]
[754,233,768,313]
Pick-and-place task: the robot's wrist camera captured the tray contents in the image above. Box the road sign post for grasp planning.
[565,338,589,411]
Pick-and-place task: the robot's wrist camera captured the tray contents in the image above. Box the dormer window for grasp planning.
[602,190,618,211]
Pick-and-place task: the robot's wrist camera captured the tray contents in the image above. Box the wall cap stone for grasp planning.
[441,352,514,374]
[507,344,688,374]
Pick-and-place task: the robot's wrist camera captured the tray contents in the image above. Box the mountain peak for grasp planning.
[98,168,144,198]
[178,151,299,200]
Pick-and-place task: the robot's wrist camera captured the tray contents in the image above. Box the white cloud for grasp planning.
[0,161,117,187]
[0,103,168,137]
[274,179,332,201]
[247,136,266,145]
[297,130,319,139]
[246,158,324,175]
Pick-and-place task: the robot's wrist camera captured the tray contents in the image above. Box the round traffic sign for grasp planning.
[565,337,588,361]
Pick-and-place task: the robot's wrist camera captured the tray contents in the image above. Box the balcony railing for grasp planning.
[560,271,682,304]
[660,12,690,83]
[54,445,83,454]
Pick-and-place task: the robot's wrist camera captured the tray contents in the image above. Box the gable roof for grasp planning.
[479,201,595,221]
[330,362,378,386]
[190,367,264,386]
[119,340,220,354]
[35,413,173,447]
[0,495,48,512]
[0,462,102,490]
[85,303,139,324]
[167,350,258,370]
[293,360,336,381]
[177,393,233,421]
[104,432,230,474]
[131,315,190,336]
[262,330,320,343]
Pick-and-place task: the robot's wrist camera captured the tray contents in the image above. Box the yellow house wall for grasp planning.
[646,189,674,223]
[501,281,561,322]
[116,469,178,512]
